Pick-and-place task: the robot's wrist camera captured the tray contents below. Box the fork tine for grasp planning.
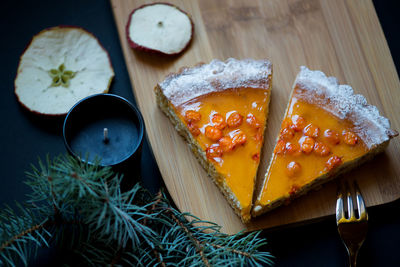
[336,180,368,267]
[354,180,368,220]
[345,181,355,220]
[336,181,344,224]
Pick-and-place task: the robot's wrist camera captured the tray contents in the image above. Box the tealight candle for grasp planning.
[63,94,144,171]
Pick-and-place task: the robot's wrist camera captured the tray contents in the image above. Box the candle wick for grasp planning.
[103,128,109,143]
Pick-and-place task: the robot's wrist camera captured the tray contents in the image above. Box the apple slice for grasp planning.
[126,3,194,55]
[15,26,114,116]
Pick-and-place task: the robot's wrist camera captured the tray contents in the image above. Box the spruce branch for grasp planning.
[0,154,273,266]
[166,208,211,267]
[0,203,50,266]
[142,191,166,267]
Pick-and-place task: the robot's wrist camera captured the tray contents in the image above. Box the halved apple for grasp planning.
[126,3,194,55]
[15,26,114,116]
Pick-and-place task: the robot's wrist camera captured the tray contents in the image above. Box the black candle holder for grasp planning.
[63,94,144,185]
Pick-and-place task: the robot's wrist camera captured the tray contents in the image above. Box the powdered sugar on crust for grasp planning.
[159,58,272,106]
[295,66,395,149]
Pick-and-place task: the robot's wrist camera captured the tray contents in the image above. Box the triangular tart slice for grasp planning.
[155,58,272,222]
[253,66,398,217]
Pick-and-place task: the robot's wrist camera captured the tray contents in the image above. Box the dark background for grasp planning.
[1,0,399,266]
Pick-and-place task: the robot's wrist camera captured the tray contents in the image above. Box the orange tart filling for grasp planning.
[257,88,368,206]
[156,58,272,222]
[253,66,397,217]
[176,88,270,220]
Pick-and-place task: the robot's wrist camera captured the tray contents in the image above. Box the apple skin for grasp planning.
[125,2,194,56]
[14,26,114,117]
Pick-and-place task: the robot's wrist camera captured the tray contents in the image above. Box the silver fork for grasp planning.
[336,180,368,267]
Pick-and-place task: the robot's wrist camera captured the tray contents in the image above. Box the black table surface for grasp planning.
[1,1,399,266]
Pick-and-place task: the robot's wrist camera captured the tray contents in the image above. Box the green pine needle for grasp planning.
[0,154,273,266]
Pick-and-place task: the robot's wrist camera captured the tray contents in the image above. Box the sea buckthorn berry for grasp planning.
[252,153,260,162]
[219,136,234,153]
[286,161,302,177]
[314,142,331,156]
[285,142,301,156]
[253,132,263,143]
[253,128,264,144]
[206,144,223,160]
[300,136,315,154]
[289,185,300,195]
[205,126,223,141]
[280,127,295,141]
[246,113,261,129]
[343,131,358,146]
[227,112,243,128]
[188,123,200,136]
[185,110,201,123]
[291,115,306,132]
[325,155,342,171]
[211,113,227,130]
[274,140,286,154]
[232,130,247,146]
[324,129,340,145]
[303,123,320,138]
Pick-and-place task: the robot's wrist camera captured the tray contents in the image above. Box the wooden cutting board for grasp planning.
[111,0,400,234]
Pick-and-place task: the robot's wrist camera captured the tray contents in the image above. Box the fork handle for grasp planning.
[348,249,359,267]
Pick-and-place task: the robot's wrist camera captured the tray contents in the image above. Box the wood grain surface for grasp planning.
[111,0,400,234]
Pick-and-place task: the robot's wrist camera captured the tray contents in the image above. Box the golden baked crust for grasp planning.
[155,58,272,222]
